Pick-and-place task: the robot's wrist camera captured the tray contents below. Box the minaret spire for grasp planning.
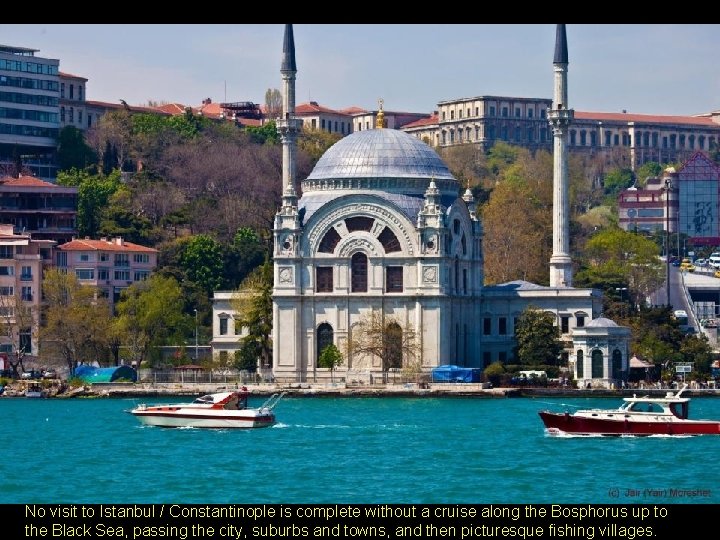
[548,24,574,287]
[278,24,301,200]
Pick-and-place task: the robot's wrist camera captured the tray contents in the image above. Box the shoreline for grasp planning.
[3,381,719,399]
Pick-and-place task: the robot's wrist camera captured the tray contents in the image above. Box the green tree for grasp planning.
[223,227,267,288]
[231,259,274,370]
[57,125,96,172]
[39,269,113,374]
[299,127,341,161]
[576,226,663,309]
[514,306,563,366]
[113,274,188,366]
[56,168,123,237]
[602,167,634,198]
[179,234,225,295]
[318,343,344,382]
[246,120,279,145]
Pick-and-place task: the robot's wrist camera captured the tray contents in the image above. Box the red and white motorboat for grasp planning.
[539,385,720,436]
[129,388,283,429]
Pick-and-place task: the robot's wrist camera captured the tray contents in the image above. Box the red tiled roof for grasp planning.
[237,118,264,127]
[59,71,88,81]
[155,103,189,115]
[0,175,58,187]
[84,100,172,115]
[574,111,717,127]
[401,114,439,129]
[296,102,349,116]
[340,106,367,114]
[59,238,157,253]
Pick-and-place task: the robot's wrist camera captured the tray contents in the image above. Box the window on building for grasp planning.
[385,322,402,369]
[78,111,82,124]
[386,266,403,293]
[19,328,31,353]
[378,227,401,253]
[345,216,373,232]
[98,268,109,281]
[528,109,533,118]
[0,266,13,276]
[69,84,74,99]
[462,268,467,295]
[319,228,341,253]
[133,271,149,281]
[605,131,612,146]
[351,253,367,292]
[459,110,462,119]
[576,314,585,327]
[590,131,597,146]
[317,323,334,365]
[515,107,521,117]
[613,134,619,146]
[60,106,65,122]
[450,110,454,120]
[570,130,576,145]
[489,106,495,117]
[483,351,492,367]
[449,130,454,143]
[580,131,586,146]
[483,317,491,335]
[576,350,584,378]
[515,126,522,142]
[60,83,65,98]
[79,85,83,101]
[561,316,569,334]
[540,109,546,119]
[219,317,228,336]
[0,286,14,296]
[75,268,94,280]
[21,286,32,301]
[114,270,130,281]
[499,317,507,335]
[69,107,74,123]
[316,267,333,292]
[311,119,316,129]
[592,350,604,378]
[502,107,508,117]
[527,127,534,143]
[133,253,150,263]
[114,254,129,266]
[442,111,446,121]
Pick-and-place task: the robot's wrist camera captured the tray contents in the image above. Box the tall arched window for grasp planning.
[385,322,402,370]
[612,350,622,380]
[591,349,604,378]
[351,253,368,292]
[576,350,584,378]
[317,323,334,365]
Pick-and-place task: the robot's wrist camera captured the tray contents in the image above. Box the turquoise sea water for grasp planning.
[2,394,718,504]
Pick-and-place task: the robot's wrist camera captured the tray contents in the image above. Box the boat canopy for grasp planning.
[431,365,482,383]
[73,365,137,383]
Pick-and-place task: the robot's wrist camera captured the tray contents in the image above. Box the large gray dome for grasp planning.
[307,129,454,181]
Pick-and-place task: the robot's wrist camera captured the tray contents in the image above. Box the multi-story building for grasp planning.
[295,101,355,136]
[352,104,429,133]
[619,152,720,247]
[55,236,157,311]
[401,96,720,172]
[59,71,88,130]
[0,174,78,243]
[210,291,248,365]
[0,44,60,180]
[432,95,553,151]
[0,223,55,358]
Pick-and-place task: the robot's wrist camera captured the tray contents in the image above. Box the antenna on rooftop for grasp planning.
[224,80,227,102]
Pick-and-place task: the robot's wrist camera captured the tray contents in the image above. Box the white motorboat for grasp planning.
[129,388,283,429]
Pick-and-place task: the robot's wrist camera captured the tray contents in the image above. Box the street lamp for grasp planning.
[194,308,199,361]
[615,287,628,318]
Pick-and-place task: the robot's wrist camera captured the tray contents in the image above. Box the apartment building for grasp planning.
[0,44,60,180]
[0,223,55,357]
[0,174,78,244]
[55,236,158,311]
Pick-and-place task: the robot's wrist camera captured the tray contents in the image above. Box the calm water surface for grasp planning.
[2,394,718,504]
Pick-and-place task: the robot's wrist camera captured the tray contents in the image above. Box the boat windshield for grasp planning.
[669,401,688,419]
[626,401,664,413]
[193,395,215,404]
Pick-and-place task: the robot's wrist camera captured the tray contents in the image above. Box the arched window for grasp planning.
[351,252,367,292]
[317,323,334,365]
[591,349,604,378]
[612,350,623,380]
[576,350,584,378]
[378,227,401,253]
[385,322,402,370]
[319,228,341,253]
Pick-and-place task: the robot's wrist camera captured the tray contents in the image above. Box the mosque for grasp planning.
[270,24,626,386]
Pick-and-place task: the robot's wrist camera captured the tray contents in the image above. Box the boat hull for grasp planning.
[539,411,720,436]
[130,409,276,429]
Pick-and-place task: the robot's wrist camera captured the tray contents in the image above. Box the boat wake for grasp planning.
[545,429,695,438]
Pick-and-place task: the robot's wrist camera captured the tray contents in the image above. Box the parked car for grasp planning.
[42,369,57,379]
[694,258,707,267]
[20,370,42,380]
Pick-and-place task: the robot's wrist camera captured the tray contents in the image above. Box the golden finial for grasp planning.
[375,98,385,129]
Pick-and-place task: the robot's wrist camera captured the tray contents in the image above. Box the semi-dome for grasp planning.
[302,129,457,196]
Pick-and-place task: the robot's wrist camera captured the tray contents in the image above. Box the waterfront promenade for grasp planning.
[3,380,719,399]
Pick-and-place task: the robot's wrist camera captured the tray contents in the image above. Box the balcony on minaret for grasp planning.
[277,117,304,133]
[547,108,574,124]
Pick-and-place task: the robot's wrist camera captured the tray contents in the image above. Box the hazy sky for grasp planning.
[1,24,718,117]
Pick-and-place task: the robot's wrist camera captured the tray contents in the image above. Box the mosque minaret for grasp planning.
[547,23,574,288]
